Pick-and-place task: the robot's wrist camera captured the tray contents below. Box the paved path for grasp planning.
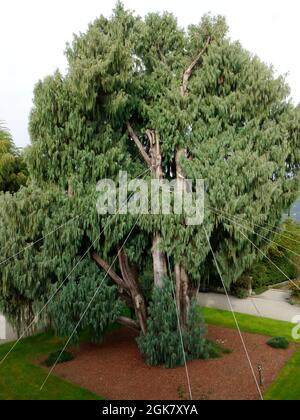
[198,289,300,323]
[0,314,17,342]
[0,314,6,340]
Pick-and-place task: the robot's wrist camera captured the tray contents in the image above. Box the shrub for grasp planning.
[48,261,123,344]
[137,279,209,368]
[44,350,74,367]
[267,337,289,350]
[231,274,251,299]
[234,288,250,299]
[289,284,300,300]
[206,340,232,358]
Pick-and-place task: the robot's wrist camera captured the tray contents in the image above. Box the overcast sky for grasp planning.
[1,0,299,148]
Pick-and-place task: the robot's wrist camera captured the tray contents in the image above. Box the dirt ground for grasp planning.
[45,326,297,400]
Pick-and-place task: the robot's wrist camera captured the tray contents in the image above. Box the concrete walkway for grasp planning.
[198,289,300,323]
[0,314,17,342]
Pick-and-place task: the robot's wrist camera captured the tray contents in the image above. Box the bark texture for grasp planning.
[127,123,167,288]
[175,37,211,327]
[92,250,147,334]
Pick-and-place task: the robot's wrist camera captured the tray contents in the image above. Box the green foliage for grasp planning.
[138,279,209,368]
[44,350,74,367]
[264,347,300,400]
[0,2,300,343]
[0,122,27,192]
[184,299,210,360]
[267,337,289,350]
[48,262,123,344]
[206,340,233,358]
[204,307,300,342]
[0,185,80,333]
[0,332,103,400]
[231,274,251,298]
[289,282,300,305]
[250,219,300,290]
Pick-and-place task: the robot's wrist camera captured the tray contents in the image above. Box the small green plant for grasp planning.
[44,350,74,367]
[235,288,249,299]
[267,337,289,350]
[206,340,232,358]
[289,283,300,305]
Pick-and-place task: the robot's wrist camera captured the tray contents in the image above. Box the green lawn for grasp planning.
[204,307,300,400]
[0,309,299,400]
[203,307,300,342]
[264,349,300,400]
[0,332,102,400]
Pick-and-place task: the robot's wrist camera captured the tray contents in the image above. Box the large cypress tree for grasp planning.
[0,3,299,364]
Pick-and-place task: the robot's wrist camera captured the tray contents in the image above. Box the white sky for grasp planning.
[0,0,299,148]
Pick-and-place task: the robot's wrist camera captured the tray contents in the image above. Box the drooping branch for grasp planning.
[180,36,211,97]
[92,252,135,310]
[126,121,151,167]
[92,252,126,289]
[116,316,140,332]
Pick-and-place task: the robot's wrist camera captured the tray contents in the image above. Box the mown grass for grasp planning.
[204,307,300,400]
[1,308,299,400]
[264,349,300,400]
[0,332,103,400]
[203,307,300,342]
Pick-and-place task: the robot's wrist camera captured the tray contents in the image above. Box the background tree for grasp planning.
[0,122,27,192]
[0,3,299,365]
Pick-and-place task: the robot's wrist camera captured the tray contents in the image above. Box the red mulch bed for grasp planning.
[44,326,297,400]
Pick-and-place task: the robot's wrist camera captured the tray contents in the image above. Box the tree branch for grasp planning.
[126,121,151,167]
[117,245,148,335]
[181,36,211,97]
[116,316,140,332]
[92,252,126,289]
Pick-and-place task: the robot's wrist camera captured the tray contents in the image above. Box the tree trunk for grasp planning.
[175,149,190,328]
[147,129,167,288]
[175,38,211,327]
[152,233,167,288]
[126,123,167,289]
[118,246,148,335]
[92,251,147,334]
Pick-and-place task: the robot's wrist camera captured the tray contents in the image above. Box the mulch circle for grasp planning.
[43,326,297,400]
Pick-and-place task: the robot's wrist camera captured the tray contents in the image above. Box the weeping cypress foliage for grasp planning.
[0,123,27,193]
[137,279,208,368]
[48,261,123,344]
[0,2,299,350]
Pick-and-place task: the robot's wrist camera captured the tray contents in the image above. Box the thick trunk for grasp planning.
[118,247,148,335]
[175,149,190,328]
[152,233,167,288]
[126,123,167,289]
[147,129,168,288]
[175,264,190,328]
